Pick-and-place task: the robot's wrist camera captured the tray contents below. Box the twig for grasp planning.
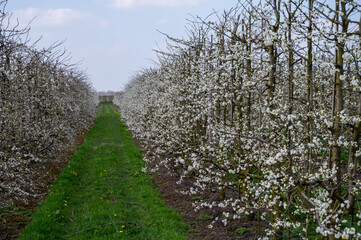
[118,200,143,205]
[108,214,119,232]
[213,128,280,148]
[76,223,90,237]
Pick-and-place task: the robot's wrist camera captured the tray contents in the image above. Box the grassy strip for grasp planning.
[18,103,189,240]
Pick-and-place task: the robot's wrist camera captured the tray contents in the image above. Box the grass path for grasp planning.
[18,103,188,240]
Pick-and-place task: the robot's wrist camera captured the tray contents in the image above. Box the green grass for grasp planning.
[191,196,204,201]
[235,227,251,235]
[18,103,189,240]
[196,215,214,222]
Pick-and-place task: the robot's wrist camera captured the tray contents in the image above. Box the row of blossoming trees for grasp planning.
[118,0,361,239]
[0,1,98,203]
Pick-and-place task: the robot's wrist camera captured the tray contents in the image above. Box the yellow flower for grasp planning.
[119,230,123,233]
[64,204,68,206]
[122,225,125,228]
[114,214,117,216]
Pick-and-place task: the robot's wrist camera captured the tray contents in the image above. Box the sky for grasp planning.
[5,0,239,92]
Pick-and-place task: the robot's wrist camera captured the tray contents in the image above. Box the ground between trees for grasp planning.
[0,122,94,240]
[1,104,261,239]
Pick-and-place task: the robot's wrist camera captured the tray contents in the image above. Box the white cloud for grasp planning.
[107,0,206,8]
[12,8,92,28]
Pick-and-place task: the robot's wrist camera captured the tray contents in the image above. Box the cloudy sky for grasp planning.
[5,0,238,91]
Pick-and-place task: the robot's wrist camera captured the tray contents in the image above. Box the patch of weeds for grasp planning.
[196,214,214,222]
[236,227,251,235]
[188,228,201,233]
[175,208,184,213]
[0,206,31,217]
[2,206,25,211]
[191,196,204,201]
[239,215,247,220]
